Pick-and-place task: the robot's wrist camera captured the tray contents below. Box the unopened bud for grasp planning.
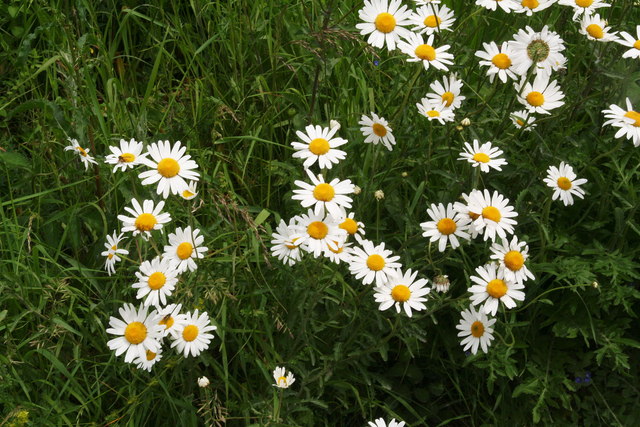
[353,185,362,195]
[374,189,385,200]
[434,274,450,293]
[197,376,210,388]
[461,118,471,127]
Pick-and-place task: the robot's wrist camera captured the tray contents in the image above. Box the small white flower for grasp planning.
[602,98,640,147]
[580,13,618,42]
[271,217,303,266]
[106,303,164,363]
[617,25,640,59]
[163,226,208,273]
[359,113,396,151]
[426,73,466,110]
[104,138,147,172]
[101,231,129,276]
[476,0,519,12]
[273,366,296,388]
[433,274,450,293]
[368,418,406,427]
[398,32,454,71]
[132,257,179,307]
[515,74,565,115]
[558,0,610,21]
[180,181,199,200]
[456,305,496,355]
[420,202,470,252]
[410,4,456,35]
[291,169,354,219]
[458,140,507,173]
[348,238,402,286]
[157,303,188,339]
[170,309,217,357]
[292,209,346,258]
[475,41,520,84]
[416,98,455,124]
[489,236,535,284]
[133,346,163,372]
[291,125,348,170]
[543,162,588,206]
[374,189,385,200]
[64,138,98,170]
[468,263,525,316]
[118,199,172,240]
[373,268,431,317]
[466,189,518,242]
[511,110,537,131]
[509,25,566,78]
[139,140,200,199]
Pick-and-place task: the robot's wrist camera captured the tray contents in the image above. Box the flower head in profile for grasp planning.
[273,366,296,388]
[543,162,588,206]
[64,138,98,170]
[271,217,304,266]
[180,181,198,200]
[580,13,618,42]
[456,305,496,355]
[101,231,129,276]
[356,0,413,51]
[139,140,200,199]
[511,110,537,131]
[373,268,431,317]
[291,124,348,170]
[105,138,147,172]
[416,98,455,124]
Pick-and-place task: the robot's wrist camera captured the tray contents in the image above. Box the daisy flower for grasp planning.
[356,0,413,51]
[133,346,163,372]
[426,74,466,110]
[337,211,366,239]
[490,236,535,284]
[420,202,470,252]
[510,26,566,77]
[475,41,520,83]
[106,303,164,363]
[453,190,483,239]
[291,124,347,169]
[292,169,354,219]
[132,257,179,307]
[180,181,198,200]
[558,0,610,20]
[163,226,208,273]
[348,238,402,286]
[398,32,454,71]
[271,217,303,266]
[476,0,519,12]
[293,209,346,258]
[602,98,640,146]
[64,138,98,170]
[511,110,537,131]
[416,98,455,124]
[273,366,296,388]
[415,0,440,4]
[368,418,406,427]
[580,13,618,42]
[171,309,217,357]
[514,0,556,16]
[617,26,640,59]
[543,162,588,206]
[515,74,565,115]
[458,140,507,173]
[456,305,496,355]
[104,138,147,173]
[467,189,518,242]
[323,238,352,264]
[157,303,187,339]
[101,231,129,276]
[410,4,456,35]
[373,268,431,317]
[118,199,172,240]
[359,113,396,151]
[468,263,525,315]
[138,140,200,199]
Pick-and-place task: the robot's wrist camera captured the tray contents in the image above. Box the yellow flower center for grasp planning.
[491,53,512,69]
[76,146,88,157]
[575,0,593,7]
[471,321,485,338]
[134,213,157,232]
[415,44,436,61]
[159,315,175,329]
[285,237,300,250]
[624,110,640,127]
[327,241,344,254]
[441,91,455,107]
[557,177,572,190]
[391,285,411,302]
[182,189,195,198]
[586,24,604,39]
[111,245,117,250]
[366,254,385,271]
[146,350,157,361]
[307,221,328,239]
[374,12,396,33]
[486,279,508,299]
[504,250,525,271]
[426,110,440,118]
[521,0,539,8]
[526,91,545,107]
[372,123,387,137]
[424,15,442,28]
[516,119,525,126]
[278,376,288,386]
[634,40,640,50]
[472,153,490,163]
[176,242,193,260]
[124,321,147,344]
[339,218,358,235]
[313,183,335,202]
[157,158,180,178]
[108,253,114,260]
[309,138,330,155]
[436,218,457,235]
[148,272,166,290]
[482,206,501,223]
[182,325,199,342]
[120,152,136,163]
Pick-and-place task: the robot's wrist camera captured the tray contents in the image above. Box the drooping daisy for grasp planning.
[171,309,217,357]
[348,238,402,286]
[467,189,519,241]
[273,366,296,389]
[476,0,519,13]
[359,113,396,151]
[543,162,588,206]
[433,274,451,293]
[510,26,566,77]
[356,0,413,51]
[416,98,456,124]
[602,98,640,146]
[132,257,179,307]
[180,181,198,200]
[292,169,354,219]
[515,74,565,115]
[456,305,496,355]
[558,0,610,20]
[580,13,618,42]
[101,231,129,276]
[138,140,200,199]
[617,26,640,59]
[293,209,346,258]
[410,4,456,35]
[118,199,172,239]
[106,303,164,363]
[426,74,466,110]
[373,268,431,317]
[163,226,208,273]
[458,140,508,173]
[291,124,348,170]
[468,263,525,315]
[337,211,366,239]
[398,32,454,71]
[133,346,163,372]
[64,138,98,170]
[514,0,556,16]
[490,236,535,284]
[157,303,187,338]
[475,41,520,83]
[511,109,537,131]
[368,418,406,427]
[104,138,147,173]
[420,202,470,252]
[271,217,303,266]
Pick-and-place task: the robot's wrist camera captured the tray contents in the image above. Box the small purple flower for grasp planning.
[373,60,380,66]
[575,377,582,384]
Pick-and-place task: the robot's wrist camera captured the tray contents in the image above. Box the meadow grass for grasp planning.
[1,0,640,425]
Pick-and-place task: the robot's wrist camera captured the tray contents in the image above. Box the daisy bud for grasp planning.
[434,274,450,293]
[374,190,385,200]
[353,185,362,195]
[461,118,471,127]
[592,281,599,289]
[401,172,408,177]
[197,376,210,388]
